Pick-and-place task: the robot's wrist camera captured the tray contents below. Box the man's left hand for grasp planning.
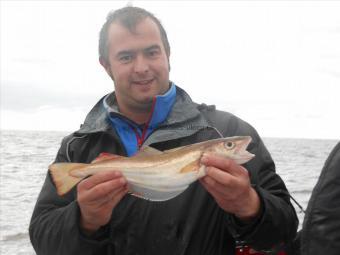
[200,153,261,222]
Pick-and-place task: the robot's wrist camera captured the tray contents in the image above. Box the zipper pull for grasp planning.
[137,137,143,149]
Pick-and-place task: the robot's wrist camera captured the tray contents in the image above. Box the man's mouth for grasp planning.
[133,78,154,85]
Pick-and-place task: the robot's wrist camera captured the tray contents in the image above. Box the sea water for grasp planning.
[0,130,338,254]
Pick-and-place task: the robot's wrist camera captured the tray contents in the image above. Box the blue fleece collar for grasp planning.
[106,83,177,156]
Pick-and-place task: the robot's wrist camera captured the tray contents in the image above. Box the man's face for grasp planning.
[102,18,170,112]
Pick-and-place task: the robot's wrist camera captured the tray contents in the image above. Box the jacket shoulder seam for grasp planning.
[65,134,88,162]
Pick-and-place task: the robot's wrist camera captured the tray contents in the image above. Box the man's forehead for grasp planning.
[107,18,163,51]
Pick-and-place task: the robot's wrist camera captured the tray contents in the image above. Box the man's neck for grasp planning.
[118,103,153,124]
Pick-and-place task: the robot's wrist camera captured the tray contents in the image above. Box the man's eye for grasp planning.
[119,55,132,63]
[147,50,159,57]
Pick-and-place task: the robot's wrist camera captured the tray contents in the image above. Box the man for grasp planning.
[29,6,298,255]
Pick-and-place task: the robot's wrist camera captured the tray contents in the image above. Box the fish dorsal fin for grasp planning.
[91,152,125,163]
[163,144,189,154]
[134,146,163,157]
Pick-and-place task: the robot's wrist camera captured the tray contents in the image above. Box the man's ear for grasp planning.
[167,52,171,72]
[99,57,114,79]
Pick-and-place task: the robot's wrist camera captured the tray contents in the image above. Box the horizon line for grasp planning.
[1,128,338,141]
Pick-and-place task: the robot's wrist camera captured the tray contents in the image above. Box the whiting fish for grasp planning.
[49,136,255,201]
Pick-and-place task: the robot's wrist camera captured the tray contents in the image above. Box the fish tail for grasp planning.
[49,162,87,196]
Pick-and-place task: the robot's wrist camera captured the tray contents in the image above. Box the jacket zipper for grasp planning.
[130,97,157,149]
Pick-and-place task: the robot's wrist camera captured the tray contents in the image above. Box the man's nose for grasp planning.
[133,55,149,74]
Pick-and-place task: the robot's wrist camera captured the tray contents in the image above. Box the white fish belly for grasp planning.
[129,183,189,201]
[127,166,207,201]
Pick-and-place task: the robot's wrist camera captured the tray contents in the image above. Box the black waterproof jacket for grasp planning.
[301,141,340,255]
[29,86,298,255]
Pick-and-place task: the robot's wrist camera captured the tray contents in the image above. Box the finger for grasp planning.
[79,170,122,190]
[81,176,127,202]
[205,166,236,188]
[201,153,247,177]
[200,178,226,202]
[88,177,127,201]
[107,186,129,207]
[201,175,231,197]
[200,178,214,194]
[95,185,128,207]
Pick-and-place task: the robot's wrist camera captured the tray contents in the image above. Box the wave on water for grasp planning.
[1,232,28,242]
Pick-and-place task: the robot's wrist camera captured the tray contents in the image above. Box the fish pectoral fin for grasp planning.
[179,160,200,173]
[49,162,87,196]
[91,152,126,163]
[134,146,163,157]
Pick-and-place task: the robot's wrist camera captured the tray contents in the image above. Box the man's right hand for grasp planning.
[77,171,128,235]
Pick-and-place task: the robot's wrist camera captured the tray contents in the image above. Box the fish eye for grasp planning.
[224,141,235,150]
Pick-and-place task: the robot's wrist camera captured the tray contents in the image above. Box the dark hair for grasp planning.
[99,6,170,64]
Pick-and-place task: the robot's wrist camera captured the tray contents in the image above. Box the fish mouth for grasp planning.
[234,136,255,164]
[234,153,255,165]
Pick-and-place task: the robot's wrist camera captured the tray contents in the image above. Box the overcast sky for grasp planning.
[1,1,339,139]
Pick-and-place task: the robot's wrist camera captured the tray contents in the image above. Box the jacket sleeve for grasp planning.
[29,135,110,255]
[208,110,299,250]
[226,130,298,250]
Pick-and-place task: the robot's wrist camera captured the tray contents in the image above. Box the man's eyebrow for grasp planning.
[115,45,161,57]
[116,50,134,57]
[144,45,161,51]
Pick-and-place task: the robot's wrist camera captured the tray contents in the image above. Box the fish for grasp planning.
[49,136,255,201]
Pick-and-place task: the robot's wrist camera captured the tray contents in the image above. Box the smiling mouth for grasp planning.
[133,79,154,85]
